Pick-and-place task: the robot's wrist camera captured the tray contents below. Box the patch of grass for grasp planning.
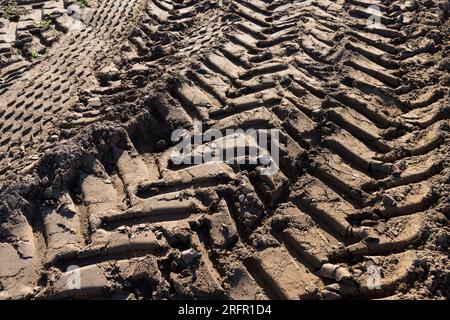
[33,15,55,29]
[77,0,89,7]
[2,1,30,19]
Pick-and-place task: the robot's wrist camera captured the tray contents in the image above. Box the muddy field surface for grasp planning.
[0,0,449,300]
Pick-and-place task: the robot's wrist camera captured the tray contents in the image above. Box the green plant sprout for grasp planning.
[77,0,89,7]
[33,15,55,29]
[31,49,49,59]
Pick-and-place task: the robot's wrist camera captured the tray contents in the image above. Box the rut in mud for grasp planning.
[0,0,450,300]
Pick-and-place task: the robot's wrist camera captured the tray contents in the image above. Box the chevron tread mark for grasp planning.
[0,0,449,300]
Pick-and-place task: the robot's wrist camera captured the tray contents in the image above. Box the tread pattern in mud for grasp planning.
[0,0,145,171]
[0,0,449,300]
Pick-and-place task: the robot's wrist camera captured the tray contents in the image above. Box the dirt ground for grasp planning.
[0,0,449,300]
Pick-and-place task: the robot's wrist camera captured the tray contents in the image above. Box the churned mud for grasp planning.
[0,0,449,300]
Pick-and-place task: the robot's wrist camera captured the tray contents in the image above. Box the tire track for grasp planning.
[0,0,449,300]
[0,0,146,174]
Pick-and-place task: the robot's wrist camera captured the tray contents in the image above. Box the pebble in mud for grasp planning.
[382,194,397,207]
[181,248,201,265]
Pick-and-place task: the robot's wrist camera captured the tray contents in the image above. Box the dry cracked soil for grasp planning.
[0,0,450,300]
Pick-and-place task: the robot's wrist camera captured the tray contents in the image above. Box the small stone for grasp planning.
[181,248,201,265]
[154,230,163,239]
[99,63,120,83]
[382,194,397,207]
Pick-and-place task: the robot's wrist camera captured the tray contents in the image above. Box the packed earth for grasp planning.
[0,0,449,300]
